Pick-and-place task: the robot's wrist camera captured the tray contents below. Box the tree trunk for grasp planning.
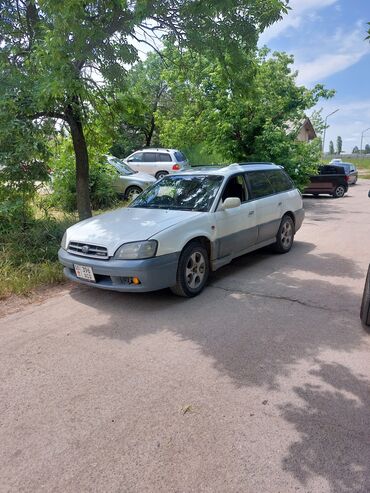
[146,115,155,146]
[65,105,92,220]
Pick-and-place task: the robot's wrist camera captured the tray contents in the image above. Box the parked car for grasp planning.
[304,165,349,198]
[123,148,189,179]
[106,155,156,201]
[360,190,370,331]
[333,162,358,185]
[329,158,343,164]
[59,163,304,297]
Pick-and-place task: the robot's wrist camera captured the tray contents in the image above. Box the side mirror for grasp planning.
[222,197,241,210]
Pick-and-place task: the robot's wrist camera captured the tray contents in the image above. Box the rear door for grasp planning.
[245,170,282,243]
[213,174,257,260]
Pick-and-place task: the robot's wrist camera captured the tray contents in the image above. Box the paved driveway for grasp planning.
[1,181,370,493]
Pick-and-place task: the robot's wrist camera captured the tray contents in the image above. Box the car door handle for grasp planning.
[248,210,255,216]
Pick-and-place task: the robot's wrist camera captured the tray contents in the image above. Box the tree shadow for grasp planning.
[70,240,367,391]
[280,362,370,493]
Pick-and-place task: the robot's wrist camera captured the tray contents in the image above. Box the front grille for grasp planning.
[67,241,108,259]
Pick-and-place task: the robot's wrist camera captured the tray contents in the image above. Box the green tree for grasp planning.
[329,141,335,154]
[365,144,370,154]
[336,136,343,155]
[157,48,333,187]
[0,0,287,220]
[352,145,359,154]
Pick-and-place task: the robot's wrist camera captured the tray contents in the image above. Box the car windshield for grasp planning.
[108,157,136,176]
[130,175,223,211]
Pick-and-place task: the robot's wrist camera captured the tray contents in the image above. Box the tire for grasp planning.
[125,185,142,201]
[360,265,370,331]
[273,215,295,254]
[155,171,169,180]
[170,242,209,297]
[333,185,346,198]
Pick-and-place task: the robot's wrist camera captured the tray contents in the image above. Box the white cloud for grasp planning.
[260,0,339,43]
[295,24,370,84]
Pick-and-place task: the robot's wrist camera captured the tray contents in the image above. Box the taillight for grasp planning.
[172,164,180,170]
[345,175,349,183]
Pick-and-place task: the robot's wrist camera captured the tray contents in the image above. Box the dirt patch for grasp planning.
[0,282,73,318]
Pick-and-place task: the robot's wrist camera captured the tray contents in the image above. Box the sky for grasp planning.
[259,0,370,153]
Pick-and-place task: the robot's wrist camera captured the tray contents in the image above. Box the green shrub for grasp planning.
[50,139,118,212]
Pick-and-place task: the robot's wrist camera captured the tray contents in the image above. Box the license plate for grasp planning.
[74,264,96,282]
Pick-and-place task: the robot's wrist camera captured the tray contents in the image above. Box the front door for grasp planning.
[213,174,257,260]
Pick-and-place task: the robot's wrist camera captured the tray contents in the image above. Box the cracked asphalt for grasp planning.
[1,180,370,493]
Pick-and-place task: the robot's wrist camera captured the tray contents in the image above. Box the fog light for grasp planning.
[132,277,141,285]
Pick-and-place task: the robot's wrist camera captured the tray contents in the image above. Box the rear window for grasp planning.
[174,151,187,162]
[247,171,274,199]
[265,169,294,193]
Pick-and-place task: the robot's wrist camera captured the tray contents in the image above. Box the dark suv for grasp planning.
[304,165,349,198]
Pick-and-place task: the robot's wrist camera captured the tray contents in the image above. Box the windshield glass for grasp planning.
[107,157,135,176]
[130,175,223,211]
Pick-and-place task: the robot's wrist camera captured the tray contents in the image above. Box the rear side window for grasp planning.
[247,171,274,199]
[143,152,157,162]
[157,153,172,162]
[319,165,344,175]
[266,169,294,193]
[174,151,186,162]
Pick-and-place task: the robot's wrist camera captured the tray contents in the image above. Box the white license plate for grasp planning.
[74,264,96,282]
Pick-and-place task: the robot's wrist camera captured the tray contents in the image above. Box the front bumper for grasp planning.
[58,248,179,292]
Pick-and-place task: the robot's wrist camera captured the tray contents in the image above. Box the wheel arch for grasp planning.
[181,235,212,260]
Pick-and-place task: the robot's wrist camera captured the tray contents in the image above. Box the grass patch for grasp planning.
[0,212,75,300]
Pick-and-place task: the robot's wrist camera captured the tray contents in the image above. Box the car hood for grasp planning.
[65,207,202,257]
[128,171,156,183]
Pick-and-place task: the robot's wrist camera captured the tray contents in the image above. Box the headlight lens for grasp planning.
[61,232,67,250]
[115,240,158,260]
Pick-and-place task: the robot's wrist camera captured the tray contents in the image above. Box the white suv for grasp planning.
[123,148,189,179]
[59,163,304,297]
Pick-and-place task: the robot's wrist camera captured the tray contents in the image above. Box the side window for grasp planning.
[222,175,248,203]
[247,171,274,199]
[157,153,172,162]
[129,152,143,163]
[267,169,294,193]
[143,152,157,162]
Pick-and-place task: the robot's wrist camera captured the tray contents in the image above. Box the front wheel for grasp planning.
[333,185,346,198]
[170,242,209,297]
[125,185,142,201]
[273,215,295,254]
[360,265,370,331]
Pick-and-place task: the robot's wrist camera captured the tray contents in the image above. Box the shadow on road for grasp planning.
[280,362,370,493]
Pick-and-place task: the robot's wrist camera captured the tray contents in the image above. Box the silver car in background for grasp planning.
[106,156,156,201]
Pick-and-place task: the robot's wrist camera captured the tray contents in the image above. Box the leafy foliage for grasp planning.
[156,48,333,185]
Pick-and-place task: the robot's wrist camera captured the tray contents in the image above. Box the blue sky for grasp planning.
[259,0,370,152]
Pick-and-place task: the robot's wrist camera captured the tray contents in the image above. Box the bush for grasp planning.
[49,139,118,212]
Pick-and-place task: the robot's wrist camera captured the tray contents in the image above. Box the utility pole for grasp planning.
[360,127,370,155]
[322,109,339,154]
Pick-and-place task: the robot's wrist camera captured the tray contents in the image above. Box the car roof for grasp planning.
[176,162,282,177]
[135,148,180,153]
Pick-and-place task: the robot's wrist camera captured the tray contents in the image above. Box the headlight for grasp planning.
[61,232,67,250]
[115,240,158,260]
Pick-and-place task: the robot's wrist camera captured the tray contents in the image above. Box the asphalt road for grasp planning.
[1,181,370,493]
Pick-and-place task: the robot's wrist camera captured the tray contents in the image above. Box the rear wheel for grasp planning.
[125,185,142,201]
[360,265,370,332]
[155,170,169,180]
[333,185,346,198]
[273,215,295,254]
[170,242,209,297]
